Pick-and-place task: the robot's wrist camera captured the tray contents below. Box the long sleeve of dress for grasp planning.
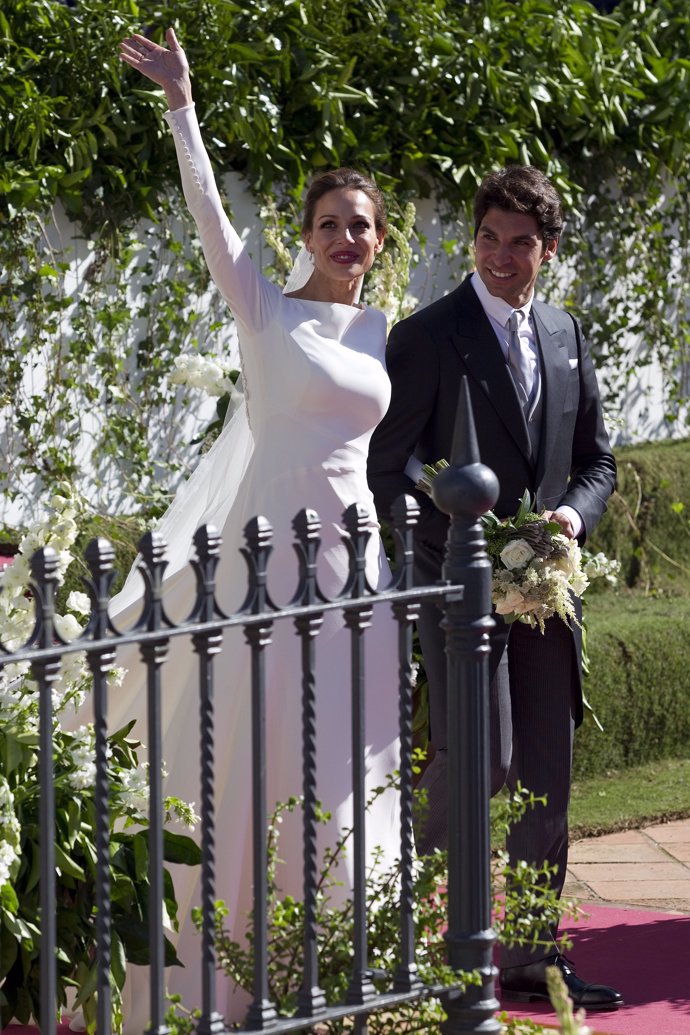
[163,104,279,332]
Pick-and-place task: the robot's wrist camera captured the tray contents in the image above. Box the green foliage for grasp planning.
[589,437,690,594]
[573,592,690,779]
[4,0,690,219]
[66,512,148,601]
[0,719,201,1031]
[558,437,690,778]
[568,757,690,840]
[3,0,690,516]
[175,782,575,1034]
[0,491,202,1032]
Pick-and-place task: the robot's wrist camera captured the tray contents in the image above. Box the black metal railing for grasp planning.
[0,381,501,1035]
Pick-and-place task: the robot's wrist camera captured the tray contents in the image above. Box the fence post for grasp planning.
[432,378,501,1035]
[138,531,173,1035]
[190,524,228,1035]
[84,537,118,1035]
[30,547,62,1035]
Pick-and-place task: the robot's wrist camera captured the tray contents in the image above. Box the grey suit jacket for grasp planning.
[368,275,617,724]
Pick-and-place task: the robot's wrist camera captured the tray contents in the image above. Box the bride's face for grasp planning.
[304,188,385,283]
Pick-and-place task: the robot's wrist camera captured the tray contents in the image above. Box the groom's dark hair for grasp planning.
[473,165,563,243]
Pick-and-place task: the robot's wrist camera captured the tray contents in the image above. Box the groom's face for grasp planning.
[474,206,558,309]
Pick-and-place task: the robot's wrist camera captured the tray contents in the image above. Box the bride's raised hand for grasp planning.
[120,27,192,107]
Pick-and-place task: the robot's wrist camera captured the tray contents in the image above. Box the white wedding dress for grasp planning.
[98,106,401,1030]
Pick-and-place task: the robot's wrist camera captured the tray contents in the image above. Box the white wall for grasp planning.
[2,174,682,528]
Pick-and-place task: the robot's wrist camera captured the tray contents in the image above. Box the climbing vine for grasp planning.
[1,0,690,521]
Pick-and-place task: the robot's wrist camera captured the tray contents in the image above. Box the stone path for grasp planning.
[563,815,690,912]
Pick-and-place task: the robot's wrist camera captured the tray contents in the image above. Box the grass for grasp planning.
[491,756,690,849]
[568,755,690,839]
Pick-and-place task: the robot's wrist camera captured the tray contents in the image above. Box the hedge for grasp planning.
[588,437,690,595]
[575,436,690,776]
[575,594,690,778]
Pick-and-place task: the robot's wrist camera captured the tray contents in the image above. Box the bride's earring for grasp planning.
[309,251,314,263]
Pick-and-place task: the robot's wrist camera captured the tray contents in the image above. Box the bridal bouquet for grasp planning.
[415,464,588,632]
[482,491,588,631]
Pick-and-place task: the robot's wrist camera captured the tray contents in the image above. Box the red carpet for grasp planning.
[4,904,689,1034]
[1,1028,72,1035]
[500,902,690,1034]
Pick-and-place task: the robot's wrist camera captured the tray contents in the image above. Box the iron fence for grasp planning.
[0,383,501,1035]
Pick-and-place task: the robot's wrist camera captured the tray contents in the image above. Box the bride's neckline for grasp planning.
[284,293,365,311]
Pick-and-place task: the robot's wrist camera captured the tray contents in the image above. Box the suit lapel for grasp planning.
[448,279,532,462]
[531,301,571,484]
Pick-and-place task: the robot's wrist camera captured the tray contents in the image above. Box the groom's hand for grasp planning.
[543,509,575,539]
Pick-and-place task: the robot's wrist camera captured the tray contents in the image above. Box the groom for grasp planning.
[368,166,622,1010]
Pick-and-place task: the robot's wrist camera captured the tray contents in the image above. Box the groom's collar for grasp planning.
[470,270,534,325]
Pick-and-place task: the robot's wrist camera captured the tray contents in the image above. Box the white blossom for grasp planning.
[66,591,91,616]
[117,767,150,815]
[0,841,18,888]
[583,550,621,585]
[67,762,97,790]
[107,665,126,688]
[500,538,535,571]
[170,353,235,397]
[55,613,83,642]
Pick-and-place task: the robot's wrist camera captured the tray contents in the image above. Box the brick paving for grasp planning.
[563,816,690,912]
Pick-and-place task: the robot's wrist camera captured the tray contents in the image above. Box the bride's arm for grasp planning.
[119,28,274,327]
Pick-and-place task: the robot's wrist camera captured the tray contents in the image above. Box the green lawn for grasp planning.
[569,755,690,839]
[490,756,690,849]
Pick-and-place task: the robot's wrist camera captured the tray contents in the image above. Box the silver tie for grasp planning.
[507,311,532,408]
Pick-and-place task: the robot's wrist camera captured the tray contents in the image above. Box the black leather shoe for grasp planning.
[500,953,624,1012]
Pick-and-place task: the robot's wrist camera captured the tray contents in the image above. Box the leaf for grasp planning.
[0,881,19,915]
[71,960,98,1009]
[55,842,86,880]
[133,830,149,883]
[529,83,552,104]
[2,913,36,947]
[0,915,20,976]
[1,730,28,777]
[110,931,127,991]
[114,914,182,967]
[161,829,203,866]
[514,490,534,526]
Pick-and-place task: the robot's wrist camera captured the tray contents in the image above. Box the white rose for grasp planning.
[66,591,91,616]
[54,613,83,642]
[500,538,535,571]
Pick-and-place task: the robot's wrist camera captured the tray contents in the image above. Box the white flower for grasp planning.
[118,767,150,815]
[170,353,235,397]
[54,613,83,642]
[55,650,88,697]
[66,591,91,616]
[67,762,97,790]
[494,586,526,615]
[583,550,620,585]
[500,538,535,571]
[0,554,30,593]
[0,778,14,813]
[107,665,126,688]
[0,840,19,887]
[64,726,99,791]
[487,516,585,631]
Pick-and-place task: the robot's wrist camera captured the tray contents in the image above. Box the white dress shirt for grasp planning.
[470,272,583,538]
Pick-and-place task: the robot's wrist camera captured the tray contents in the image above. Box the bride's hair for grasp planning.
[302,168,388,236]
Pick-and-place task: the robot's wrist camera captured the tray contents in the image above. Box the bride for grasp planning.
[104,27,402,1030]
